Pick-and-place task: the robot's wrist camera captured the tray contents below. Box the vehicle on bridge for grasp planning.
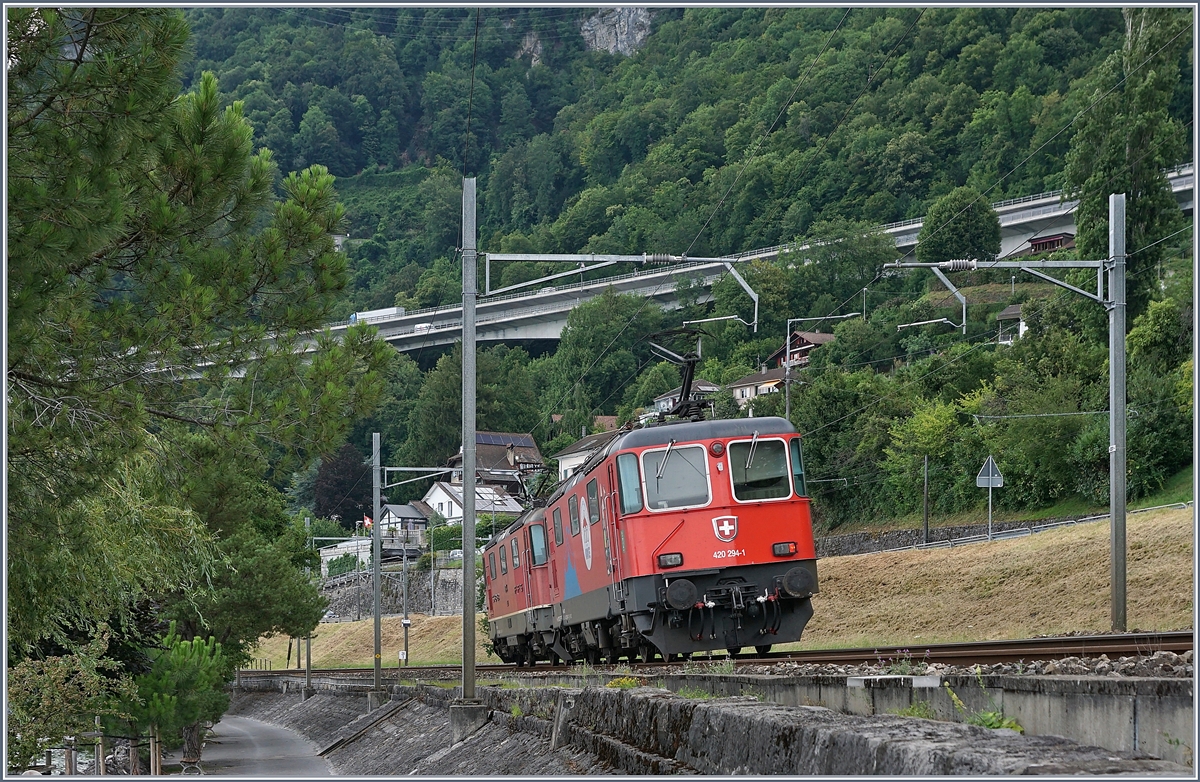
[482,414,818,665]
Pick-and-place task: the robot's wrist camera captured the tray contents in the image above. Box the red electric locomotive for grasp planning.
[483,414,818,664]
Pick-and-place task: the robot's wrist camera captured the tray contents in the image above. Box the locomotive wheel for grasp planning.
[755,644,772,657]
[586,648,600,665]
[525,647,536,667]
[515,652,526,668]
[726,647,742,657]
[605,650,619,665]
[639,645,653,664]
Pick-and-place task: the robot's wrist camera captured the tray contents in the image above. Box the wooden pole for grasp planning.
[96,717,106,776]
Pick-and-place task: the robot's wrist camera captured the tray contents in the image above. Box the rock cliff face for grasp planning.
[517,31,543,66]
[580,8,652,56]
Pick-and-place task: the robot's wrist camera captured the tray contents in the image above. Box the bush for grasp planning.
[327,552,360,577]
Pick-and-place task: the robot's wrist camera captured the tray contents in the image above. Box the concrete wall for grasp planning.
[634,672,1194,768]
[231,679,1191,775]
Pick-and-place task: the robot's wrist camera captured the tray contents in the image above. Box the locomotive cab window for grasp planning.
[510,538,520,568]
[616,453,643,514]
[488,552,496,580]
[641,443,710,510]
[552,508,563,545]
[500,545,508,574]
[568,496,580,535]
[790,438,808,497]
[529,524,548,566]
[729,437,791,501]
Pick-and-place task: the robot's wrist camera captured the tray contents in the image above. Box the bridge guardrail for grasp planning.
[374,272,727,338]
[332,167,1192,331]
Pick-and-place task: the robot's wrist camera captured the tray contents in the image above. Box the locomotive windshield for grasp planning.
[729,438,791,500]
[641,444,710,509]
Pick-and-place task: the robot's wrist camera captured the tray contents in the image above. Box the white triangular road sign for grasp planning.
[976,455,1004,488]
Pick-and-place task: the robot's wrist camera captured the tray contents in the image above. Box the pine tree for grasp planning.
[7,6,390,669]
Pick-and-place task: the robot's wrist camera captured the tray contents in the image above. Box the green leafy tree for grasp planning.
[7,634,136,773]
[313,443,374,524]
[882,399,961,513]
[539,290,664,434]
[400,344,539,490]
[294,104,347,173]
[1126,297,1192,375]
[915,186,1002,264]
[327,552,362,577]
[1064,8,1190,318]
[789,219,898,317]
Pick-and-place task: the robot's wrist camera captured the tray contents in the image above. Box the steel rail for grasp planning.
[239,631,1191,678]
[743,630,1193,668]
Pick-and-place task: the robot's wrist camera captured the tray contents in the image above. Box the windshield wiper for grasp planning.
[745,431,760,470]
[656,439,677,479]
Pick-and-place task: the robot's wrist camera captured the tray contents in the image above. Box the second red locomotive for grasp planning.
[483,415,818,664]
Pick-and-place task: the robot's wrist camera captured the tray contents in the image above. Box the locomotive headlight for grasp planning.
[708,441,725,457]
[773,542,798,556]
[658,552,684,569]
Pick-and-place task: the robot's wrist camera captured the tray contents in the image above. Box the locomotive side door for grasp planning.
[604,464,624,597]
[526,523,552,607]
[549,507,564,603]
[510,535,531,610]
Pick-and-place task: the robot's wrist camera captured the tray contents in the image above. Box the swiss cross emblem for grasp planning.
[712,515,738,542]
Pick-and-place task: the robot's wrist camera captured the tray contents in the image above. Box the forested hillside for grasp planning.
[184,8,1190,309]
[181,6,1193,526]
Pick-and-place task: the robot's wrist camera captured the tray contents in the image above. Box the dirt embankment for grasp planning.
[252,507,1193,666]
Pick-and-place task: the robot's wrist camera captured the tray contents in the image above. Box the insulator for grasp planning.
[646,253,674,264]
[940,259,976,271]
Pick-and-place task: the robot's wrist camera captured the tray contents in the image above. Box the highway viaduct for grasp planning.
[328,164,1193,355]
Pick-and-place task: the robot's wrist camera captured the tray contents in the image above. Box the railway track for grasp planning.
[241,630,1191,678]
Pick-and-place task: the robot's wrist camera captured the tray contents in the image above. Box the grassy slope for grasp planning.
[252,504,1192,667]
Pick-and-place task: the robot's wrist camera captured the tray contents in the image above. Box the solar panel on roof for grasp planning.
[476,433,535,447]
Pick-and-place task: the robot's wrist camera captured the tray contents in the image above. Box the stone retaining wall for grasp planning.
[322,568,464,617]
[231,679,1191,775]
[816,519,1060,558]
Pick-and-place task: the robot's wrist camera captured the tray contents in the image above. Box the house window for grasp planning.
[437,502,443,513]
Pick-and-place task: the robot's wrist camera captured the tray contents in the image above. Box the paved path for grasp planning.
[168,716,332,776]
